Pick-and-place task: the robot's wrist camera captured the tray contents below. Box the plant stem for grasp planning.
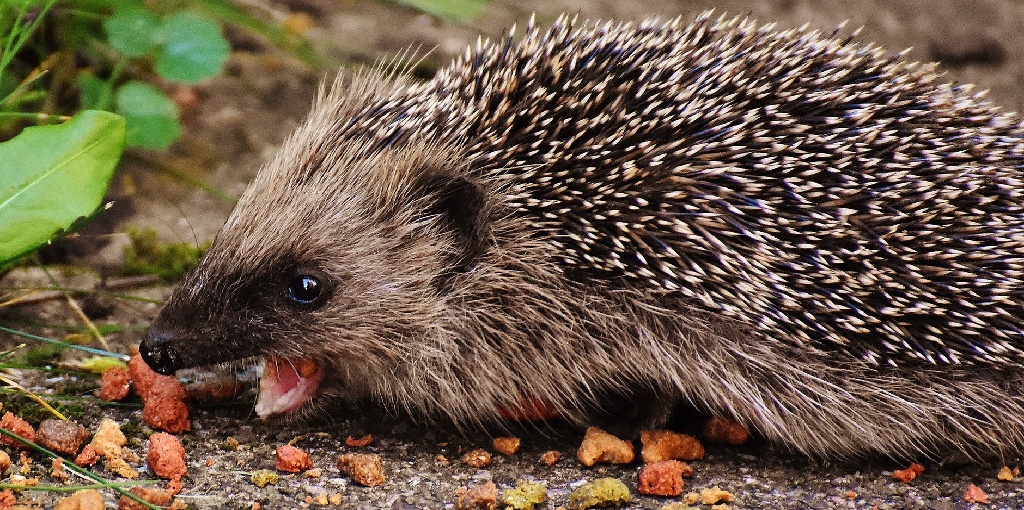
[0,325,128,360]
[0,480,157,491]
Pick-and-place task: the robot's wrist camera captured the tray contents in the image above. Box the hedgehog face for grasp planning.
[140,141,490,418]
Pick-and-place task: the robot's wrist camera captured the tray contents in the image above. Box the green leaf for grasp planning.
[103,7,161,57]
[392,0,486,24]
[0,110,126,270]
[154,12,229,83]
[77,71,113,110]
[114,80,180,150]
[68,355,128,374]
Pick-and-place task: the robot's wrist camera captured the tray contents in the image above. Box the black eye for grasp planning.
[287,274,322,305]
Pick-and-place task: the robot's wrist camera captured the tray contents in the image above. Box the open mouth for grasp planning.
[254,355,323,418]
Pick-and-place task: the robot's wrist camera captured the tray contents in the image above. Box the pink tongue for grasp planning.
[254,356,322,418]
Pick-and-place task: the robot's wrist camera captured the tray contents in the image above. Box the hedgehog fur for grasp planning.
[142,12,1024,459]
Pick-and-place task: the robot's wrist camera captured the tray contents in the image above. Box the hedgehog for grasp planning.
[140,12,1024,459]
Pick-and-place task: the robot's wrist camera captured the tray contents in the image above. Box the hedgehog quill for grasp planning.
[141,13,1024,459]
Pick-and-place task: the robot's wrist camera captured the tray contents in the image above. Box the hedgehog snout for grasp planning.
[140,326,180,375]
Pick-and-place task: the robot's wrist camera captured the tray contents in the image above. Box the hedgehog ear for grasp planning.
[414,173,490,278]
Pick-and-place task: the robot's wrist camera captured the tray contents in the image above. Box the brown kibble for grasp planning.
[493,437,521,455]
[8,473,39,487]
[88,419,137,479]
[699,486,734,505]
[710,505,730,510]
[97,367,131,401]
[36,419,91,455]
[142,377,191,434]
[305,468,323,478]
[187,377,244,402]
[577,427,635,466]
[275,444,312,473]
[18,451,30,475]
[50,459,67,482]
[329,493,343,505]
[641,429,704,463]
[461,448,492,468]
[75,444,99,467]
[893,462,925,483]
[964,483,987,503]
[997,466,1015,481]
[685,491,705,505]
[107,456,139,479]
[345,434,373,447]
[702,417,749,445]
[129,354,191,433]
[127,354,157,396]
[0,489,15,508]
[118,486,172,510]
[456,481,497,510]
[639,460,689,496]
[0,412,35,449]
[142,398,190,433]
[337,453,385,487]
[167,476,183,496]
[53,488,104,510]
[0,450,9,475]
[148,433,187,479]
[539,450,561,466]
[91,419,126,457]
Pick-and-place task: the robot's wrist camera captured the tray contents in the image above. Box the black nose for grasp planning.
[140,327,178,375]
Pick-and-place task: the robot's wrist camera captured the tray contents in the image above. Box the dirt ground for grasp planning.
[4,0,1024,508]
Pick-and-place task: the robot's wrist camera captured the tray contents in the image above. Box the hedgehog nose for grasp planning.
[140,327,178,375]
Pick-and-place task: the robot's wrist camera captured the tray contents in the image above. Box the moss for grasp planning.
[53,402,85,422]
[120,420,144,446]
[122,226,209,282]
[3,395,84,423]
[20,343,65,366]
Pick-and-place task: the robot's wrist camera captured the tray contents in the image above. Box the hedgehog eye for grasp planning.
[286,274,322,305]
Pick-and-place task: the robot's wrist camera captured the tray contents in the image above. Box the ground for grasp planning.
[3,0,1024,508]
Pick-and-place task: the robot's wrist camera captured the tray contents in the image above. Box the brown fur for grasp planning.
[143,13,1024,460]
